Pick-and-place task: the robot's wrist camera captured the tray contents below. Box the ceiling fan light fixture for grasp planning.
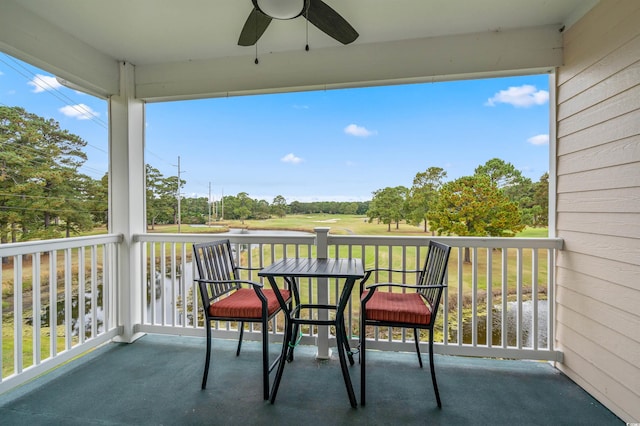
[254,0,306,20]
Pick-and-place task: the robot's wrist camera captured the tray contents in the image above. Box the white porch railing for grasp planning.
[135,229,564,361]
[0,229,563,394]
[0,234,122,393]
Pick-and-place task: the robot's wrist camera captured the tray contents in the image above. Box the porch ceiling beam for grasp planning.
[0,0,119,98]
[136,25,563,102]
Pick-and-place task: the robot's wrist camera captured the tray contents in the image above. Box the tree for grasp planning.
[146,165,175,229]
[406,167,446,233]
[182,197,209,224]
[475,158,548,227]
[254,198,270,220]
[271,195,287,218]
[532,172,549,226]
[474,158,524,189]
[0,106,93,241]
[368,186,408,231]
[289,200,303,214]
[85,173,109,226]
[428,175,524,262]
[58,173,97,237]
[234,192,253,224]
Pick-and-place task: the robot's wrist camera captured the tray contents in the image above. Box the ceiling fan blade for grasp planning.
[305,0,358,45]
[238,8,272,46]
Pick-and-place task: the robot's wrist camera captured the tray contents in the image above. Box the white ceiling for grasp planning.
[1,0,598,100]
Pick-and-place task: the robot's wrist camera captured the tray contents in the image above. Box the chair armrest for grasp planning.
[361,282,446,304]
[194,278,264,289]
[236,265,262,272]
[359,268,421,293]
[364,268,421,275]
[365,282,446,291]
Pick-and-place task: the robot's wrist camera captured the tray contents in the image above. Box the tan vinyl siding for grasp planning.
[556,0,640,422]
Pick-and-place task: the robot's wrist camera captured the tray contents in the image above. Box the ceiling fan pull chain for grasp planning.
[254,16,259,64]
[305,1,310,51]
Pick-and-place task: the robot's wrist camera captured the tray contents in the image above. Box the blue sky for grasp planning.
[1,53,550,203]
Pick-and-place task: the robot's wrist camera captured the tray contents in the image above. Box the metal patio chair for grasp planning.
[359,240,451,407]
[193,239,291,400]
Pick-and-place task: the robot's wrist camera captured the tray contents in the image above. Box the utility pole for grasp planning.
[208,182,212,226]
[221,187,224,220]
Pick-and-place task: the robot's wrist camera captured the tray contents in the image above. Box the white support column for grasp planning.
[548,71,558,238]
[314,227,331,359]
[109,62,146,343]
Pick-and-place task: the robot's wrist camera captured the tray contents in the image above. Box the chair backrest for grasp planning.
[417,241,451,317]
[192,239,240,312]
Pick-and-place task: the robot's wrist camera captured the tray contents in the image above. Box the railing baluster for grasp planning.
[91,245,98,339]
[457,247,463,345]
[547,248,555,353]
[516,247,523,350]
[487,247,493,348]
[170,242,177,327]
[14,255,23,374]
[33,252,42,366]
[532,248,539,350]
[79,247,86,344]
[50,250,57,357]
[501,248,508,348]
[472,246,478,347]
[64,248,72,351]
[1,258,3,379]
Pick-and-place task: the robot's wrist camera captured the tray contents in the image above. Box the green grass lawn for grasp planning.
[185,215,548,238]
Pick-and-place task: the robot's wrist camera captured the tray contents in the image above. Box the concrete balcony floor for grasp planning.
[0,334,622,425]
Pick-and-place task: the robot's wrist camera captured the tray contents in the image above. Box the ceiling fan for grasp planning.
[238,0,359,46]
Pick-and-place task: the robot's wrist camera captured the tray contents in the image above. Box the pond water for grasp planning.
[35,284,105,338]
[458,299,549,348]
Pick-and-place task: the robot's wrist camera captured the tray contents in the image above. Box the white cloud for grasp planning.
[59,104,99,120]
[28,74,62,93]
[344,123,376,137]
[281,153,303,164]
[527,134,549,145]
[485,85,549,107]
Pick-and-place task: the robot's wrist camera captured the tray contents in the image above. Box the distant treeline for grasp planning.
[1,106,546,242]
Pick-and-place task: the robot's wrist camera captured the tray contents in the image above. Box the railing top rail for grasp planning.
[133,232,563,250]
[0,234,123,257]
[328,235,564,250]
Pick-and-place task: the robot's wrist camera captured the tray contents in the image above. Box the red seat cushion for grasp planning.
[210,288,290,319]
[362,290,432,325]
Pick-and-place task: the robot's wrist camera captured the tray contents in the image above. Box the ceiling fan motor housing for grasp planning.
[253,0,307,20]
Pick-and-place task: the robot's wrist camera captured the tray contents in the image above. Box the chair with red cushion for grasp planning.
[193,239,291,400]
[359,240,451,407]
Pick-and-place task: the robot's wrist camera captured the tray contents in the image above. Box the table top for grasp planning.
[258,258,364,279]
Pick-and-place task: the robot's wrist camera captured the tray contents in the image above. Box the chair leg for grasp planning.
[262,319,270,400]
[287,321,299,362]
[335,319,357,408]
[428,332,442,408]
[341,318,355,366]
[360,320,367,406]
[270,317,293,404]
[236,321,245,356]
[413,328,423,368]
[202,321,212,389]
